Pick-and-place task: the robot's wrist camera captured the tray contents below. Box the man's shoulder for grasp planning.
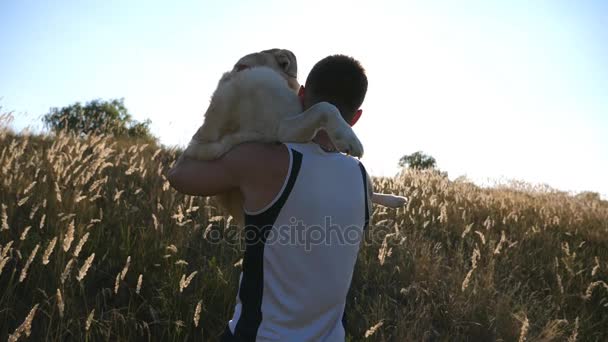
[226,142,290,199]
[229,141,287,157]
[224,142,289,169]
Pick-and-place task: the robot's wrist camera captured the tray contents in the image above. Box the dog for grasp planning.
[184,49,406,224]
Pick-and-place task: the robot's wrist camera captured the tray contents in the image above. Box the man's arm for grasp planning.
[167,142,288,199]
[167,150,242,196]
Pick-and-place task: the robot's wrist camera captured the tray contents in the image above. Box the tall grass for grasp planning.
[0,128,607,341]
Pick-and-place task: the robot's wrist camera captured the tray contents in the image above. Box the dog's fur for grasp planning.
[185,49,363,161]
[184,49,406,224]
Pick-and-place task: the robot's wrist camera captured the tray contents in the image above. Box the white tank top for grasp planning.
[224,142,370,341]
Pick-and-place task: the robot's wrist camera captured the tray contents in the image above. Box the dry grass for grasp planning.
[0,128,607,341]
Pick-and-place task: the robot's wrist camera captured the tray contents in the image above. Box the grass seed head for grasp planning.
[72,232,90,258]
[193,300,203,327]
[56,288,65,318]
[136,274,143,294]
[60,258,75,284]
[86,309,95,331]
[364,320,384,338]
[63,220,75,252]
[120,256,131,280]
[42,237,58,265]
[76,253,95,282]
[19,243,40,282]
[8,303,39,342]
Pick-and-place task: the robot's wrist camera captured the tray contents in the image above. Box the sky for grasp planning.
[1,0,607,198]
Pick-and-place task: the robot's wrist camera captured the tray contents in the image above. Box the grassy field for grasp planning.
[0,128,607,341]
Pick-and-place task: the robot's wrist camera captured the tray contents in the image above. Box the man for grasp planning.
[168,54,370,341]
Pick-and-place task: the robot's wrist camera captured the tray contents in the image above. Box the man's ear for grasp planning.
[298,86,305,106]
[350,109,363,126]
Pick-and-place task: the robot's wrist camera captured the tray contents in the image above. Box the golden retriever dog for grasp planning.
[184,48,406,224]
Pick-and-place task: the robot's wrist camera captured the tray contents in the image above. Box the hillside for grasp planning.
[0,130,607,341]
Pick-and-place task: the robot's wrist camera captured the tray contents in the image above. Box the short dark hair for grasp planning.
[304,55,368,123]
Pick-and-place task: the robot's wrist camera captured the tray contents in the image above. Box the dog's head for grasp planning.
[231,48,299,91]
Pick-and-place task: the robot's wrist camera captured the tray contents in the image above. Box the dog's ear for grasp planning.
[275,50,297,78]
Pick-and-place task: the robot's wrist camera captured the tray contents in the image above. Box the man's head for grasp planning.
[300,55,368,126]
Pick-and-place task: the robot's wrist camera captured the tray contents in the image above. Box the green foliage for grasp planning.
[42,98,156,142]
[398,151,437,170]
[576,191,602,202]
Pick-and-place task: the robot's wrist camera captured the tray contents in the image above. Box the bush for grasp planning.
[42,98,156,142]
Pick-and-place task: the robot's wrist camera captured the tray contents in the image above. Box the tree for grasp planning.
[398,151,437,170]
[42,98,155,141]
[575,191,601,202]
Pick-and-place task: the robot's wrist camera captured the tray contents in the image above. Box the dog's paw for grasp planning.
[332,126,364,158]
[385,195,407,207]
[317,102,364,157]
